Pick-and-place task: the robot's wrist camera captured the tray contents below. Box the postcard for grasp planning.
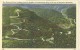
[0,0,80,50]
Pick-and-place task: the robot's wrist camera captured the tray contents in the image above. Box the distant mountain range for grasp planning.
[3,4,75,12]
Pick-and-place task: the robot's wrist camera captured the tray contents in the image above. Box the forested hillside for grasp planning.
[2,6,76,48]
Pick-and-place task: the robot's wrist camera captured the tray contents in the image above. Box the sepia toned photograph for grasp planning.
[2,4,76,48]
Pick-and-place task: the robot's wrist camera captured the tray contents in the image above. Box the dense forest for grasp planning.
[2,5,76,48]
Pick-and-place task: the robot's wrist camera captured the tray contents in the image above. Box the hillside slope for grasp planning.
[2,6,76,48]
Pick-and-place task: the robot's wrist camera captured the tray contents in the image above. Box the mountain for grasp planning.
[29,8,74,29]
[3,4,75,12]
[65,6,76,19]
[2,6,75,38]
[29,8,63,19]
[3,6,60,39]
[2,6,76,48]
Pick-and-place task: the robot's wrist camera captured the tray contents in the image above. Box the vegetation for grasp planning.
[2,6,76,48]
